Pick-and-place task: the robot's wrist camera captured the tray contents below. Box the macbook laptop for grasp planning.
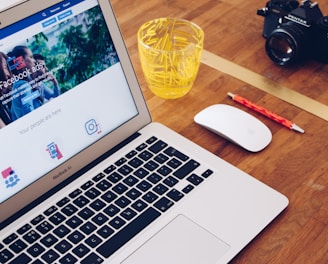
[0,0,288,263]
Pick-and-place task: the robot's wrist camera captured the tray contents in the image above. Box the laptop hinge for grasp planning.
[0,0,64,29]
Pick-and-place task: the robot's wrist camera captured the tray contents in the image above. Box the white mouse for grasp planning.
[194,104,272,152]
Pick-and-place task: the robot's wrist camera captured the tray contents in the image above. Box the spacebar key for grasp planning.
[97,207,161,258]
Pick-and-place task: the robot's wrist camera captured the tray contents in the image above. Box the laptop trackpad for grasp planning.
[122,214,230,264]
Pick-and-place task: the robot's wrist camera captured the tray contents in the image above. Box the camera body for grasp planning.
[257,0,328,65]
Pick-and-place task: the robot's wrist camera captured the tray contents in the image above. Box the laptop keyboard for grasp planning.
[1,136,213,264]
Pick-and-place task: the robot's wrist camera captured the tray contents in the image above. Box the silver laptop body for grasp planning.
[0,0,288,263]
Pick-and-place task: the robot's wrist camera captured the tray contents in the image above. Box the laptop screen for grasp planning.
[0,0,139,204]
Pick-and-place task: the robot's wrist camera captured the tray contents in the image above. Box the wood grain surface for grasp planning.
[110,0,328,263]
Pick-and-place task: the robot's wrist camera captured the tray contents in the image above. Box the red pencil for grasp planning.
[228,92,304,133]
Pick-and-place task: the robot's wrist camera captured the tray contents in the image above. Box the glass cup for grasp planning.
[137,18,204,99]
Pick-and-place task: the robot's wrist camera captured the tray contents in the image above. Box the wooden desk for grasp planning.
[111,0,328,263]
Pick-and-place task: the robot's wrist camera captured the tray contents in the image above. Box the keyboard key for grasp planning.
[72,244,90,258]
[81,252,103,264]
[3,233,18,244]
[53,225,71,238]
[40,234,58,247]
[118,165,133,176]
[90,199,106,211]
[109,216,126,230]
[167,189,184,202]
[56,197,70,207]
[97,225,114,239]
[128,157,143,168]
[91,213,109,226]
[115,196,131,209]
[31,215,45,226]
[120,208,137,221]
[149,140,167,153]
[131,199,147,212]
[182,184,194,194]
[138,150,153,161]
[147,173,162,184]
[164,147,189,161]
[187,174,204,186]
[85,234,102,248]
[125,188,142,200]
[115,157,127,166]
[96,179,112,191]
[101,190,117,203]
[202,169,214,178]
[41,249,59,263]
[107,172,123,184]
[112,183,128,195]
[27,243,45,257]
[66,215,83,229]
[68,231,85,244]
[7,253,31,264]
[123,175,139,186]
[154,197,174,212]
[104,204,120,217]
[17,224,32,235]
[73,195,90,208]
[61,204,78,217]
[0,248,14,263]
[59,253,77,264]
[80,222,97,235]
[78,207,95,220]
[97,207,161,258]
[104,165,116,174]
[153,183,169,195]
[173,159,200,179]
[154,153,169,164]
[23,230,41,244]
[136,142,147,151]
[163,176,178,187]
[146,136,157,144]
[85,187,101,199]
[55,240,72,254]
[136,180,152,192]
[81,180,94,190]
[9,239,27,253]
[50,212,67,224]
[142,191,158,203]
[144,160,159,171]
[61,204,78,216]
[167,158,182,169]
[44,205,57,216]
[92,172,105,182]
[125,150,137,159]
[69,189,82,199]
[36,221,53,234]
[133,168,149,179]
[157,165,172,176]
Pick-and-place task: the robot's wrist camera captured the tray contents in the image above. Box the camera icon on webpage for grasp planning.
[85,119,100,135]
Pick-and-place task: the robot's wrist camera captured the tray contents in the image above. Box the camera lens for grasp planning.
[265,22,306,65]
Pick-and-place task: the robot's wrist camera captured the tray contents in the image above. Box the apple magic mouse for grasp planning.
[194,104,272,152]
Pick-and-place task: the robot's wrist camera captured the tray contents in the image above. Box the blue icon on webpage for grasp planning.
[46,142,63,160]
[2,167,20,188]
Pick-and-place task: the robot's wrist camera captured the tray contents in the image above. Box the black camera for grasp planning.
[257,0,328,65]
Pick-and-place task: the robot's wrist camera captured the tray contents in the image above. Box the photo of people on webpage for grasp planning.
[0,5,119,128]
